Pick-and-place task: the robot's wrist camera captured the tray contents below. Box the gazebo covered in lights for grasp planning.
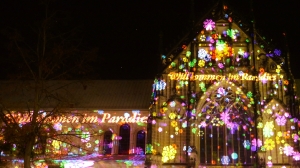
[146,1,300,168]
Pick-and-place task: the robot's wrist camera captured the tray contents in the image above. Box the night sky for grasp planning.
[1,0,299,79]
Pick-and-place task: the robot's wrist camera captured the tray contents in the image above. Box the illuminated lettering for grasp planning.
[7,112,148,124]
[139,116,148,123]
[241,73,248,80]
[101,113,111,123]
[127,113,137,123]
[115,116,124,123]
[259,73,267,81]
[168,72,277,81]
[108,116,125,123]
[216,75,225,81]
[203,75,209,80]
[125,116,130,122]
[82,115,98,123]
[190,72,195,80]
[183,73,189,80]
[168,73,176,80]
[71,116,79,123]
[108,116,116,123]
[241,73,256,81]
[59,117,67,123]
[228,73,240,80]
[19,115,30,123]
[168,72,195,80]
[198,75,205,81]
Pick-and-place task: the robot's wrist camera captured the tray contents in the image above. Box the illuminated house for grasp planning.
[0,80,152,167]
[146,2,300,168]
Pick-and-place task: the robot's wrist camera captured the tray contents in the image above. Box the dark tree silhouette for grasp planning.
[0,1,98,167]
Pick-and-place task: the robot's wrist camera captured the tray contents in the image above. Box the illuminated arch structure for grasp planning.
[147,2,300,168]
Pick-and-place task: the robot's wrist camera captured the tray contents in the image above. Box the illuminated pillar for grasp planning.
[112,127,119,155]
[266,81,270,100]
[99,136,104,154]
[111,139,119,155]
[259,81,263,103]
[129,126,134,154]
[278,79,282,101]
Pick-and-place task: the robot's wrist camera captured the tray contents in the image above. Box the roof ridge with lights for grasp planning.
[160,0,286,73]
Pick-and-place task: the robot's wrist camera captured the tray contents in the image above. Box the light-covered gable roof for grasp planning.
[160,1,287,74]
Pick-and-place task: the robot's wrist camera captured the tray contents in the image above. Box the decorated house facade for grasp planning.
[146,2,300,168]
[0,80,152,167]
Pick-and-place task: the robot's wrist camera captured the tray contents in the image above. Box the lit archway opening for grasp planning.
[119,124,130,155]
[103,130,112,155]
[196,82,255,165]
[136,130,146,154]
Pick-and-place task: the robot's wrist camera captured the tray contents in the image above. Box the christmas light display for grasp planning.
[203,19,215,31]
[161,145,177,163]
[148,12,300,167]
